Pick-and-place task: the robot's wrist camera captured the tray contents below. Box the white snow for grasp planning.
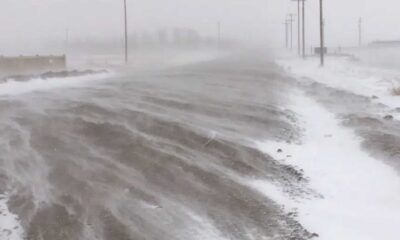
[0,72,112,96]
[277,57,400,112]
[0,194,24,240]
[252,90,400,240]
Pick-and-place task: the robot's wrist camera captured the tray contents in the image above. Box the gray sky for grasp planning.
[1,0,400,54]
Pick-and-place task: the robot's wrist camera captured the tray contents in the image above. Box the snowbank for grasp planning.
[0,71,112,96]
[252,90,400,240]
[277,57,400,111]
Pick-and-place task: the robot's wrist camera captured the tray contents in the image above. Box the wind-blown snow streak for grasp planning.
[0,72,112,96]
[254,90,400,240]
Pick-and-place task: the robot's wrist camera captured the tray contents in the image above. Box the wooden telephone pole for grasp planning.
[287,14,296,50]
[302,0,306,58]
[297,0,301,55]
[284,20,289,49]
[124,0,129,64]
[359,17,362,47]
[292,0,306,58]
[319,0,324,66]
[218,21,221,47]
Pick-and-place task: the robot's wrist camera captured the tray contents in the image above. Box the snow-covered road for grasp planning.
[0,53,311,240]
[1,52,399,240]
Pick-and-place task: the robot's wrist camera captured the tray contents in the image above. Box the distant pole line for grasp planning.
[124,0,129,64]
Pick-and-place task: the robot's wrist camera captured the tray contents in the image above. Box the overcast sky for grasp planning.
[1,0,400,54]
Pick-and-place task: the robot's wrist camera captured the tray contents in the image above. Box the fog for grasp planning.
[1,0,400,55]
[2,1,400,240]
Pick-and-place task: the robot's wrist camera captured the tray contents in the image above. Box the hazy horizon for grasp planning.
[1,0,400,55]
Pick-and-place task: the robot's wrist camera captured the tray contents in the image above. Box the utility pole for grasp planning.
[291,0,306,57]
[284,20,289,49]
[319,0,324,66]
[359,17,362,47]
[297,0,301,55]
[217,21,221,48]
[292,0,306,57]
[302,0,306,58]
[65,28,69,56]
[124,0,129,64]
[287,14,296,50]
